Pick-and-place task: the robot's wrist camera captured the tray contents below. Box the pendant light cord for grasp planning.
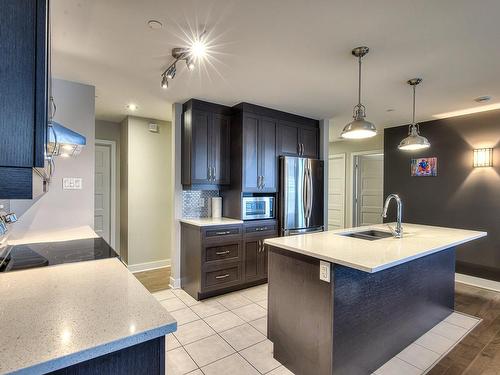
[412,84,416,125]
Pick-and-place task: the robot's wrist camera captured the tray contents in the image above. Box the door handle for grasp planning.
[301,143,305,156]
[302,166,308,220]
[307,165,313,219]
[213,166,216,181]
[261,175,265,189]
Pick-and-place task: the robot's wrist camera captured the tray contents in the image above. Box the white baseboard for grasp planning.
[169,276,181,289]
[456,273,500,293]
[128,259,171,273]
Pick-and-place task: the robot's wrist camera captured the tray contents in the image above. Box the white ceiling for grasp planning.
[52,0,500,141]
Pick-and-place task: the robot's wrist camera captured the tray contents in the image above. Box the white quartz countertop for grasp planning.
[7,225,99,245]
[0,258,177,374]
[180,217,243,227]
[264,223,487,273]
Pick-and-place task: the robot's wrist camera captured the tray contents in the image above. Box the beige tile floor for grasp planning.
[153,285,480,375]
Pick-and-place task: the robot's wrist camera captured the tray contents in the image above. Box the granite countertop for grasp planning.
[0,258,177,374]
[264,223,486,273]
[180,217,244,227]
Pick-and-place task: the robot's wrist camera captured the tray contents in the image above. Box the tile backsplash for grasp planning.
[0,200,10,213]
[182,190,219,218]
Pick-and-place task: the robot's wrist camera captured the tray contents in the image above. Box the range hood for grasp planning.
[47,121,86,157]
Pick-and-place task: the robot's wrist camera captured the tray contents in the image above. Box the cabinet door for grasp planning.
[277,122,300,156]
[300,127,319,158]
[259,118,277,192]
[0,0,37,168]
[212,114,231,185]
[244,238,261,282]
[242,115,260,192]
[191,110,212,184]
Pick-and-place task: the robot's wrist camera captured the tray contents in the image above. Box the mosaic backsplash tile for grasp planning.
[182,190,219,218]
[0,200,10,213]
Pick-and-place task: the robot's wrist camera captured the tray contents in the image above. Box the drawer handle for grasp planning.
[215,231,231,235]
[216,250,230,255]
[215,274,230,279]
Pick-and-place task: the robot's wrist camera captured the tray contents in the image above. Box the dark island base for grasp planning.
[268,247,455,375]
[48,336,165,375]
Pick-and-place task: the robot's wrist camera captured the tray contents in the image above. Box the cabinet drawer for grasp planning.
[205,227,241,238]
[205,243,240,263]
[204,264,241,288]
[245,224,277,235]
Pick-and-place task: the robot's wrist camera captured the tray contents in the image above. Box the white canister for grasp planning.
[211,197,222,218]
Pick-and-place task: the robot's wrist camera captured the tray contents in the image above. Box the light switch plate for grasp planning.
[63,177,83,190]
[319,260,331,282]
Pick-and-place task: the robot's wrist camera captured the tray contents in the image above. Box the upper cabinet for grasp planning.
[277,121,319,158]
[241,114,277,193]
[182,99,231,187]
[0,0,49,199]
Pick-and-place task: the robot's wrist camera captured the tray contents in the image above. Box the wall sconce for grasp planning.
[473,148,493,167]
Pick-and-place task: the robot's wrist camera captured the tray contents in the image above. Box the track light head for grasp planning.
[186,57,195,71]
[161,75,168,89]
[166,64,176,79]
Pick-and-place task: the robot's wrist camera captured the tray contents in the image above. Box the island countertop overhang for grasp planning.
[264,223,487,273]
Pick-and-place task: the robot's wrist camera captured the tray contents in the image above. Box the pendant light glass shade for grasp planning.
[398,78,430,151]
[341,46,377,139]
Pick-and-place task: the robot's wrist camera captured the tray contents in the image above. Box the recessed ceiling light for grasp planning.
[127,104,138,111]
[147,20,163,29]
[474,95,492,103]
[386,109,395,112]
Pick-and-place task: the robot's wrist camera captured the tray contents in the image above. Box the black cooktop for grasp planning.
[0,237,118,273]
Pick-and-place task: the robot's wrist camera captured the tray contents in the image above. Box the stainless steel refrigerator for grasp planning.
[279,156,324,236]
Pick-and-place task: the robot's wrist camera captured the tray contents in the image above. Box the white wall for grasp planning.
[95,120,121,251]
[121,116,172,270]
[11,79,95,234]
[329,134,384,227]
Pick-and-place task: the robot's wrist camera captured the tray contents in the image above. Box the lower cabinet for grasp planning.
[181,220,277,300]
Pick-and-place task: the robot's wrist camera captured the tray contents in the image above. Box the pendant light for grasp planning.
[341,46,377,139]
[398,78,431,151]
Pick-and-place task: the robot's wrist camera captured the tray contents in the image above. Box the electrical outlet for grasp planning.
[319,261,331,282]
[198,198,205,208]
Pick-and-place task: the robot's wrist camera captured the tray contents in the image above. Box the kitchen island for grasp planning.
[264,223,486,375]
[0,228,176,374]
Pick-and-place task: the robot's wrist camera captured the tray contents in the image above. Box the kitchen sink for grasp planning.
[339,230,394,241]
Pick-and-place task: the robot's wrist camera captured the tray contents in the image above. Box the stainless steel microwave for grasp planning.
[242,196,275,220]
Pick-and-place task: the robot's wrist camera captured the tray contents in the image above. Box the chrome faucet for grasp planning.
[382,194,403,238]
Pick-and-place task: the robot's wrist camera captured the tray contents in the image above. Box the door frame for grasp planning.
[350,150,384,227]
[95,139,117,249]
[328,153,346,230]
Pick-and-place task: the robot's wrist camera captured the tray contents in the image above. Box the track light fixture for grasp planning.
[160,30,207,89]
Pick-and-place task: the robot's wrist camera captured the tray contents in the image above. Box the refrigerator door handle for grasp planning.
[302,164,308,221]
[307,164,314,219]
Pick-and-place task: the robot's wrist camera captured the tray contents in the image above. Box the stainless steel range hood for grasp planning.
[47,121,87,157]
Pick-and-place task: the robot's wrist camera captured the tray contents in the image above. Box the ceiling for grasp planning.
[52,0,500,141]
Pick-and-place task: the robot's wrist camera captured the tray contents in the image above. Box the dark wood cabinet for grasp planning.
[243,220,277,283]
[182,100,231,187]
[181,220,276,300]
[241,114,277,192]
[0,0,49,199]
[277,121,319,158]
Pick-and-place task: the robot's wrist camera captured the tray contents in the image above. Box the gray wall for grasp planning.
[384,109,500,281]
[95,119,121,252]
[10,79,95,235]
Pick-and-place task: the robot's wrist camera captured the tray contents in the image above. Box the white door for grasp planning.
[95,144,112,244]
[328,154,346,230]
[354,154,384,226]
